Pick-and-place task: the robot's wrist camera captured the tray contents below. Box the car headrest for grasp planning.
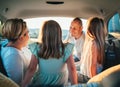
[102,68,120,87]
[88,64,120,87]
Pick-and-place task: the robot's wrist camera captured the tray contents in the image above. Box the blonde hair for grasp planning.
[2,18,27,42]
[87,17,106,64]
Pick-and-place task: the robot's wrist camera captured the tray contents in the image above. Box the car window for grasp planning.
[108,13,120,33]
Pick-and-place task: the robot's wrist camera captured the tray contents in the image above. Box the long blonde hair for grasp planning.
[87,17,106,64]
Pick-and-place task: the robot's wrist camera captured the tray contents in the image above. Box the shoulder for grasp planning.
[64,43,74,50]
[63,43,74,62]
[29,42,39,48]
[28,42,40,58]
[86,39,97,49]
[90,40,98,53]
[1,47,22,57]
[0,39,8,47]
[28,42,40,52]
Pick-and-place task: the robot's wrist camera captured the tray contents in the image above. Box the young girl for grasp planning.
[22,20,78,87]
[78,17,106,83]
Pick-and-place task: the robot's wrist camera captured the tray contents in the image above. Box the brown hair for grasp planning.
[38,20,64,59]
[73,17,82,26]
[87,17,106,64]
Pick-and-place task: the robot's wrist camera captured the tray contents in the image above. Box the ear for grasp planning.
[18,36,24,41]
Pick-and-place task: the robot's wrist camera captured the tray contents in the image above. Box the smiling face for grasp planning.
[70,21,83,39]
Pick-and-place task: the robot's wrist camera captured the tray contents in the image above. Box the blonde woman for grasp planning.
[78,17,106,83]
[1,18,31,86]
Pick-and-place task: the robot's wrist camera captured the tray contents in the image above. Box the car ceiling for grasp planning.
[0,0,120,21]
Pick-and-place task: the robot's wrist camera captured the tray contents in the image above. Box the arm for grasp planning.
[22,54,38,87]
[66,54,78,85]
[91,42,98,77]
[4,54,23,85]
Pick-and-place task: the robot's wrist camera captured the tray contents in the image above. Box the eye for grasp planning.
[24,31,29,36]
[73,28,76,30]
[24,33,27,36]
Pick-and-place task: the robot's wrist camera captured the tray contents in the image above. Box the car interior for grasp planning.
[0,0,120,87]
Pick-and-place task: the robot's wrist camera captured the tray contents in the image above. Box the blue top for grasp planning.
[29,42,74,86]
[1,40,31,86]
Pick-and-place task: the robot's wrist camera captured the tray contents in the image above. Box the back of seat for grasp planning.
[0,43,8,76]
[103,34,120,71]
[88,65,120,87]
